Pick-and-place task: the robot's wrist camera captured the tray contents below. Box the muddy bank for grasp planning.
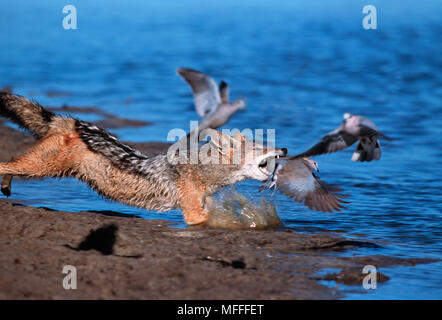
[0,114,436,299]
[0,200,435,300]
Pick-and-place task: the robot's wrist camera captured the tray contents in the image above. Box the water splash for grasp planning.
[207,187,282,230]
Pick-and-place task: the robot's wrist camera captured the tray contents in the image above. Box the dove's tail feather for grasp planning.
[351,137,381,162]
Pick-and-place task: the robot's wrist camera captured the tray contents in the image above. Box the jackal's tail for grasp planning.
[0,92,55,138]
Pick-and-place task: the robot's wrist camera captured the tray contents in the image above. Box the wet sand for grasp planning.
[0,113,436,299]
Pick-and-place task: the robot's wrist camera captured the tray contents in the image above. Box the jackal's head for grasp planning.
[200,129,287,182]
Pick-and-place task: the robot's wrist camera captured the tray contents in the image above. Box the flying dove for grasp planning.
[177,68,245,131]
[259,157,347,213]
[295,113,392,162]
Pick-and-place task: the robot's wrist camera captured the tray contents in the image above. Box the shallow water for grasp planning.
[1,0,441,299]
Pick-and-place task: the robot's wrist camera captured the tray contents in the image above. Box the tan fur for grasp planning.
[176,169,208,224]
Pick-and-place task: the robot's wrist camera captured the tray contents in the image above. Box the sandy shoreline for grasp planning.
[0,114,435,299]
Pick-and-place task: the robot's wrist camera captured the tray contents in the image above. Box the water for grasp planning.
[0,0,441,299]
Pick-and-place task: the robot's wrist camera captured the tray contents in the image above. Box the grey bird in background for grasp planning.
[259,157,347,213]
[177,68,246,131]
[294,113,392,162]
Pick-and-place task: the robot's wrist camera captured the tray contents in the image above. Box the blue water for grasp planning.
[1,0,441,299]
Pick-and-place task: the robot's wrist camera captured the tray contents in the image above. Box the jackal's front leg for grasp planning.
[177,179,209,225]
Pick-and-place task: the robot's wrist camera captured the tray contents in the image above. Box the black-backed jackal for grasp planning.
[0,92,286,225]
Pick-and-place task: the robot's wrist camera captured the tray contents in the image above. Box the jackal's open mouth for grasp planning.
[258,155,279,175]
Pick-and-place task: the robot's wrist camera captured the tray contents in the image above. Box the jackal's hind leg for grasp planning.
[1,174,13,197]
[1,155,18,197]
[0,133,81,181]
[0,157,55,178]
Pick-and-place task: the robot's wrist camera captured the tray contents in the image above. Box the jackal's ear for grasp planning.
[200,129,222,144]
[233,132,245,143]
[201,129,224,151]
[200,128,239,155]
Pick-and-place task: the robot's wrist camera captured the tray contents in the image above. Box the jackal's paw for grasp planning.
[183,209,209,226]
[185,221,208,230]
[186,216,209,226]
[1,185,11,197]
[1,175,13,197]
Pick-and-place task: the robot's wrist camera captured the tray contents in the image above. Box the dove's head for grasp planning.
[343,113,353,121]
[303,157,319,173]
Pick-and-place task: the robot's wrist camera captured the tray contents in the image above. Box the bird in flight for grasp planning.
[294,113,392,162]
[259,156,347,213]
[177,68,245,131]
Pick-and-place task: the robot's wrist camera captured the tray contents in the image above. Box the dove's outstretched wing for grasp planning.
[260,157,347,213]
[177,68,221,117]
[294,128,358,158]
